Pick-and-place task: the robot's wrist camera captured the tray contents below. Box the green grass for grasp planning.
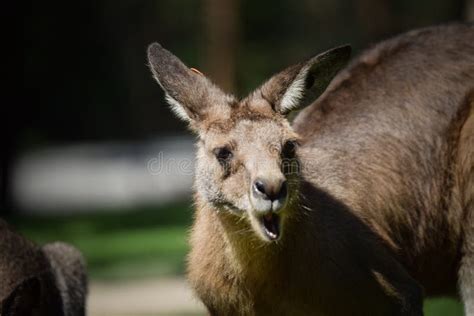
[9,203,193,279]
[8,203,465,315]
[424,297,464,316]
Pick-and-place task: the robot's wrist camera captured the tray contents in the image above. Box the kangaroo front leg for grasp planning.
[365,247,424,316]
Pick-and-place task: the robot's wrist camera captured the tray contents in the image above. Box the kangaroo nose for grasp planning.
[253,178,287,201]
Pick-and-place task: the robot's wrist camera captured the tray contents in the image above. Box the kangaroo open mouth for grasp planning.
[262,213,280,240]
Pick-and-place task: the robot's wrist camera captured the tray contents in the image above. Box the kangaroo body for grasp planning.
[148,23,474,315]
[293,24,474,299]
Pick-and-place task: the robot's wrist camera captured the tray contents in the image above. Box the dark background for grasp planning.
[20,0,466,142]
[9,1,469,211]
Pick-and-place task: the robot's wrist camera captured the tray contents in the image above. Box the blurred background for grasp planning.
[7,0,473,315]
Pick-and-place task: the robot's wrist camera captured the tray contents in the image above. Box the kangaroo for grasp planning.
[0,219,88,316]
[147,23,474,315]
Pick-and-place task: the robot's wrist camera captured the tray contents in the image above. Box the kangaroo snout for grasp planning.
[251,176,287,213]
[252,178,287,201]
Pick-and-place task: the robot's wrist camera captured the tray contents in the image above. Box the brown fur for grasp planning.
[148,23,474,315]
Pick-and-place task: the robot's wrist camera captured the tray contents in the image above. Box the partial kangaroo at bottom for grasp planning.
[0,219,88,316]
[147,23,474,315]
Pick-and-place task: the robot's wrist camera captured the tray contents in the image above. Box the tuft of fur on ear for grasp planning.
[279,64,311,113]
[147,43,234,126]
[165,94,192,122]
[259,45,351,114]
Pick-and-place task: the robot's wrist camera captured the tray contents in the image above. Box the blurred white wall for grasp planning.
[12,136,195,214]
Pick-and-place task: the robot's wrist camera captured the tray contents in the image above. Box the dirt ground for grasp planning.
[88,277,206,316]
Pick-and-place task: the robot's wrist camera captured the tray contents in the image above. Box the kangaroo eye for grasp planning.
[213,147,233,162]
[282,140,297,158]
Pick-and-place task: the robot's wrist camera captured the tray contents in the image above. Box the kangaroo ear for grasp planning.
[259,45,351,114]
[147,43,234,126]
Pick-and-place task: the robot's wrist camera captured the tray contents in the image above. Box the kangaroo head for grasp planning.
[147,43,350,242]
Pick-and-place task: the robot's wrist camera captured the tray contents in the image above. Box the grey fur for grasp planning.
[0,219,87,316]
